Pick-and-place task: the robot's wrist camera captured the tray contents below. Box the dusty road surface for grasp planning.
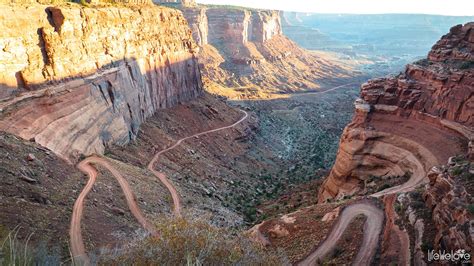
[371,158,426,198]
[70,109,249,264]
[298,169,424,265]
[71,156,157,265]
[298,201,384,266]
[291,83,356,98]
[147,109,248,216]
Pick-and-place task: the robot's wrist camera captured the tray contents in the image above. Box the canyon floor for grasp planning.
[0,3,472,265]
[0,77,367,262]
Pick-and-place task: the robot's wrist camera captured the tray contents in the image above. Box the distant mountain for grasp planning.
[282,13,474,73]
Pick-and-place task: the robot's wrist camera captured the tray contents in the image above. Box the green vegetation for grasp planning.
[99,216,283,265]
[377,183,391,192]
[459,61,474,70]
[421,241,434,252]
[0,227,61,265]
[468,204,474,215]
[414,58,431,67]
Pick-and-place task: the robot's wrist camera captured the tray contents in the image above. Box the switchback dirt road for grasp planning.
[298,201,384,266]
[70,109,248,265]
[147,109,248,216]
[70,156,157,265]
[299,163,425,265]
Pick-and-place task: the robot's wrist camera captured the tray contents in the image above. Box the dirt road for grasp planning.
[70,156,157,265]
[147,109,248,216]
[298,202,384,266]
[70,109,248,264]
[300,170,422,265]
[291,83,356,98]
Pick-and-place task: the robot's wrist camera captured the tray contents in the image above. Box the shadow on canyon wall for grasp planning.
[0,56,203,163]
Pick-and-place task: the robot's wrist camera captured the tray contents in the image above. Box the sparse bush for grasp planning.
[394,203,402,213]
[411,201,425,210]
[468,204,474,215]
[410,191,423,201]
[377,183,391,192]
[459,61,474,70]
[99,216,283,265]
[421,241,434,252]
[0,226,61,265]
[451,166,464,176]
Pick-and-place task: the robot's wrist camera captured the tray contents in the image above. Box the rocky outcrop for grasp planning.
[319,23,474,202]
[181,7,208,46]
[0,5,202,162]
[249,11,282,43]
[179,6,353,97]
[185,8,282,49]
[423,157,473,253]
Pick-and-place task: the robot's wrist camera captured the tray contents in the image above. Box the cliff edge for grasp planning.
[0,4,203,162]
[178,5,354,97]
[319,23,473,202]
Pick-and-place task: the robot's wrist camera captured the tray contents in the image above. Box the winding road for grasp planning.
[70,109,248,265]
[298,202,384,266]
[263,84,424,265]
[298,162,425,265]
[70,156,158,265]
[147,109,248,217]
[291,83,356,97]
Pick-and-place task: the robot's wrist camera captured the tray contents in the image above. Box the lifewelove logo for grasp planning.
[428,249,471,263]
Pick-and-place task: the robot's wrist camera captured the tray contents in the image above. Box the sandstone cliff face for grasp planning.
[0,5,202,162]
[319,23,474,202]
[249,10,282,43]
[181,7,208,46]
[187,8,282,48]
[179,6,352,97]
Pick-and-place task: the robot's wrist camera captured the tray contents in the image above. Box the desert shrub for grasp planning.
[377,183,391,192]
[99,216,283,265]
[0,227,61,266]
[421,241,434,252]
[468,204,474,215]
[451,166,464,176]
[460,61,474,70]
[394,203,402,213]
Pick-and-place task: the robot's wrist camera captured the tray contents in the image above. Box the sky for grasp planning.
[197,0,474,16]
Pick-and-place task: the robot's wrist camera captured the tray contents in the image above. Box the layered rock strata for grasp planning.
[0,5,202,162]
[423,158,473,254]
[319,23,474,202]
[179,6,352,96]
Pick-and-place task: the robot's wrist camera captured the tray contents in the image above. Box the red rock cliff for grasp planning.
[319,23,474,202]
[179,6,352,96]
[0,4,202,162]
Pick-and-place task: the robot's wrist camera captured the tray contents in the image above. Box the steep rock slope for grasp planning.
[0,4,202,162]
[424,156,473,253]
[179,6,355,97]
[319,23,473,202]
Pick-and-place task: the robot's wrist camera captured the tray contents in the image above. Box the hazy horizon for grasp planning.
[197,0,474,16]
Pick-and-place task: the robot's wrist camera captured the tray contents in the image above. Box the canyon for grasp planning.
[253,22,473,265]
[319,23,473,202]
[177,4,357,98]
[0,1,472,265]
[0,4,202,162]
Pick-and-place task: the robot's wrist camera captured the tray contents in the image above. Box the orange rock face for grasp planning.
[0,5,202,162]
[180,6,353,96]
[319,23,474,202]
